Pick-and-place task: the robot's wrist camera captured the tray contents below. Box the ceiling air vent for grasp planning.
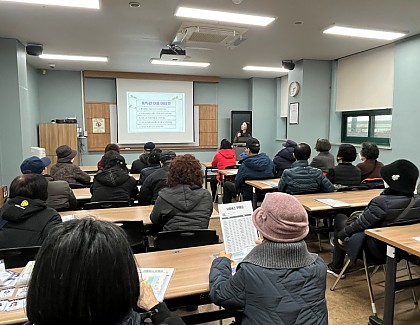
[173,22,248,47]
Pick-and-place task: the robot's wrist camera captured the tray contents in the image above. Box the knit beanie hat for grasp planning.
[56,145,77,163]
[380,159,419,194]
[252,192,309,242]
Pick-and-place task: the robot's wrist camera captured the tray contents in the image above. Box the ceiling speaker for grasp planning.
[282,60,295,71]
[26,44,43,56]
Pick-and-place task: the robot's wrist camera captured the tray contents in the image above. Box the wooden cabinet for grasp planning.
[39,123,78,166]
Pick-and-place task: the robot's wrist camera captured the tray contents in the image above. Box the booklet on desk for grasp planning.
[315,198,351,208]
[218,201,259,263]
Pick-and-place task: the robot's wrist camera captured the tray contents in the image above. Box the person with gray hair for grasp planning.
[310,138,335,173]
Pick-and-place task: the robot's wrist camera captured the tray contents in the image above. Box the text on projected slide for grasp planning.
[128,92,185,133]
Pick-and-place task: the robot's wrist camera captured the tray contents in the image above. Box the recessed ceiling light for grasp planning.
[323,25,406,41]
[0,0,100,9]
[243,66,289,73]
[150,59,210,67]
[39,54,108,62]
[175,7,276,27]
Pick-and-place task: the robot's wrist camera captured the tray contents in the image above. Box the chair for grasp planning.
[0,246,40,268]
[330,232,418,316]
[84,200,130,210]
[114,221,148,253]
[154,229,219,251]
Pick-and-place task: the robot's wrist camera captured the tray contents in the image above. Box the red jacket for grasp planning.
[211,149,236,181]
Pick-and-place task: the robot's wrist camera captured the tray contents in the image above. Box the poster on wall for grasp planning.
[92,118,106,133]
[289,102,299,125]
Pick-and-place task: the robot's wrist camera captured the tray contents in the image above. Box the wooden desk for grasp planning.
[60,206,220,224]
[366,224,420,325]
[73,187,91,200]
[245,178,280,209]
[201,161,215,189]
[0,244,226,325]
[294,189,383,212]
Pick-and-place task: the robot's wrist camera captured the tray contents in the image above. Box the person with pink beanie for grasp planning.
[209,192,328,325]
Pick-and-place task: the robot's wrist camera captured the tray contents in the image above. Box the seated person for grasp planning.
[0,174,62,249]
[139,148,162,185]
[356,142,384,180]
[223,138,274,203]
[273,139,297,177]
[20,156,77,211]
[26,219,185,325]
[209,192,328,325]
[97,143,120,171]
[150,154,213,231]
[327,144,361,187]
[130,142,155,174]
[278,143,335,194]
[90,150,138,203]
[210,139,237,201]
[50,145,90,185]
[310,138,335,173]
[328,159,420,277]
[138,151,176,206]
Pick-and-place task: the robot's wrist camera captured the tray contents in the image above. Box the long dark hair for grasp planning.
[27,219,139,325]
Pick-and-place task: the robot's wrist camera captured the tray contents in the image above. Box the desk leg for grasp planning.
[369,245,397,325]
[252,187,257,210]
[205,167,208,189]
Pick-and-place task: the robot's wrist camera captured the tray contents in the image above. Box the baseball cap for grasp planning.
[20,156,51,174]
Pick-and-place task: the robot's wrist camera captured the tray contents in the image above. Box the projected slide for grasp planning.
[127,92,185,133]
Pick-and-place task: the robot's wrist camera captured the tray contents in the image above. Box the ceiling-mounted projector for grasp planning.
[160,47,186,61]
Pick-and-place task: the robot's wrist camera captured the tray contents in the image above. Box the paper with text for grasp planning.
[219,201,258,261]
[138,268,175,302]
[315,198,351,208]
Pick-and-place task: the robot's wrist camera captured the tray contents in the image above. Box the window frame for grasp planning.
[341,109,392,146]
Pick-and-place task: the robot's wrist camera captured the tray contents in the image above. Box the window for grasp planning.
[341,109,391,145]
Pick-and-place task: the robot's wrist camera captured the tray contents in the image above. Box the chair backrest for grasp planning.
[225,165,239,169]
[84,201,130,210]
[0,246,40,268]
[155,229,219,251]
[114,221,147,254]
[336,185,370,192]
[361,178,385,189]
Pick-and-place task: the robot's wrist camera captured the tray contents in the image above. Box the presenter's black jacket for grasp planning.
[138,163,170,205]
[90,166,138,203]
[131,153,151,174]
[0,197,62,249]
[150,184,213,231]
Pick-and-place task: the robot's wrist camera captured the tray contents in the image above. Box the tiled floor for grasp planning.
[182,201,420,324]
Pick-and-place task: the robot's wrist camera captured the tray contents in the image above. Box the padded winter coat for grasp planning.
[209,256,328,325]
[130,153,151,174]
[44,175,77,211]
[338,190,420,261]
[150,184,212,231]
[273,147,296,176]
[235,153,275,188]
[310,152,335,173]
[50,162,91,185]
[279,160,335,195]
[356,159,384,180]
[327,163,361,186]
[0,197,62,249]
[138,164,170,206]
[90,167,138,202]
[211,149,237,181]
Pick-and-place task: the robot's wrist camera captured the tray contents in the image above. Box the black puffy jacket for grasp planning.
[273,147,295,177]
[90,167,138,202]
[338,189,420,261]
[0,197,62,249]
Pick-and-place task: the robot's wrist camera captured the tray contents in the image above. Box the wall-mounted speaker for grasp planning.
[26,44,43,56]
[282,60,295,71]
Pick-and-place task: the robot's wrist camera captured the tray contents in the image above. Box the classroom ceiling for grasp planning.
[0,0,419,78]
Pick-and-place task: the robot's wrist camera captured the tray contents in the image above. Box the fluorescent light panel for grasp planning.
[323,25,406,41]
[243,66,289,73]
[0,0,100,9]
[150,59,210,67]
[175,7,275,27]
[39,54,107,62]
